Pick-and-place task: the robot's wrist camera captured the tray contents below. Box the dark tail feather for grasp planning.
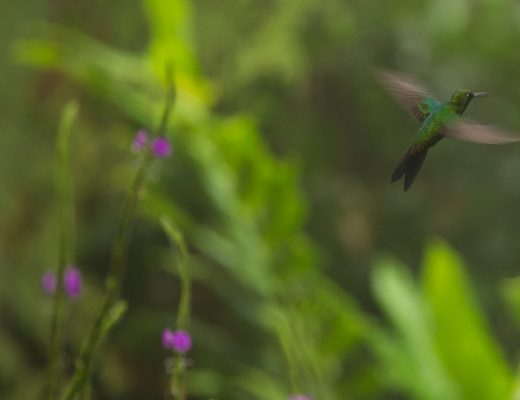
[391,147,427,191]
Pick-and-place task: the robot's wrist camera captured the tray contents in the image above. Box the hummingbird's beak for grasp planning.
[472,91,488,98]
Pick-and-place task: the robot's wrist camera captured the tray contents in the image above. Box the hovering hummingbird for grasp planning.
[376,69,520,191]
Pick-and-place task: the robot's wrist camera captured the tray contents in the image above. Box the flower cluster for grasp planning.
[162,329,192,353]
[42,266,83,298]
[132,129,172,158]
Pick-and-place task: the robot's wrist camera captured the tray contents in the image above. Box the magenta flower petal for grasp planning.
[132,129,150,151]
[151,137,172,158]
[288,396,313,400]
[162,328,175,349]
[162,329,192,353]
[41,271,57,295]
[64,266,82,298]
[171,330,192,353]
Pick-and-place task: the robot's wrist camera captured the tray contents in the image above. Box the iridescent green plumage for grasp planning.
[376,70,520,191]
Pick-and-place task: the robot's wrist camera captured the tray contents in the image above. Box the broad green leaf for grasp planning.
[372,258,460,400]
[422,240,513,400]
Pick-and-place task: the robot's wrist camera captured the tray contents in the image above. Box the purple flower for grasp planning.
[64,266,82,298]
[162,329,192,353]
[288,396,313,400]
[132,129,150,151]
[41,266,83,298]
[42,271,57,295]
[151,137,172,158]
[162,329,175,349]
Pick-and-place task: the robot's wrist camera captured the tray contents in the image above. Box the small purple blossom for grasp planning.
[132,129,150,151]
[64,267,82,298]
[162,329,192,353]
[41,267,83,298]
[41,271,57,295]
[151,137,172,158]
[288,396,313,400]
[162,329,175,349]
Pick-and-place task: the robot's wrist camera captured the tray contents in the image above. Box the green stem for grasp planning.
[46,102,78,400]
[172,356,188,400]
[61,153,152,400]
[162,218,190,329]
[277,311,300,395]
[156,76,175,136]
[62,84,175,400]
[161,218,191,400]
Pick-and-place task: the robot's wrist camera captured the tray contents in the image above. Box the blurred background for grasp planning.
[2,0,520,399]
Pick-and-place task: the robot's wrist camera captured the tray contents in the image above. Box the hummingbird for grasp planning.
[376,69,520,191]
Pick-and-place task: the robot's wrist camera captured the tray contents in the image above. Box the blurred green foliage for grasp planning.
[372,241,514,400]
[3,0,520,399]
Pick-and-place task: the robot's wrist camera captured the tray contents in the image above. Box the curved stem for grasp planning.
[61,81,175,400]
[161,218,191,400]
[46,102,78,400]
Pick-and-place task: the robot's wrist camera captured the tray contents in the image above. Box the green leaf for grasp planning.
[372,258,460,400]
[142,0,197,76]
[422,240,513,400]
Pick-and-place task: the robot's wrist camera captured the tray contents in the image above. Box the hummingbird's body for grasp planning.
[412,92,474,148]
[376,70,520,191]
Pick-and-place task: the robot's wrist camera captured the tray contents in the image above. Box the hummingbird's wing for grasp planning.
[443,120,520,144]
[375,69,438,122]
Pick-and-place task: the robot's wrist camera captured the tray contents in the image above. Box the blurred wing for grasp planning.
[444,120,520,144]
[375,69,437,122]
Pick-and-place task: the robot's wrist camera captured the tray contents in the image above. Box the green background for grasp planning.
[2,0,520,399]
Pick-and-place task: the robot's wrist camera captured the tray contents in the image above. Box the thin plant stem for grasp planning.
[162,218,190,330]
[279,313,300,395]
[46,102,78,400]
[157,81,175,136]
[161,218,191,400]
[173,358,188,400]
[61,83,175,400]
[61,155,152,400]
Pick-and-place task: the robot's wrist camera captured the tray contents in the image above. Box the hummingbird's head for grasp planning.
[450,89,488,115]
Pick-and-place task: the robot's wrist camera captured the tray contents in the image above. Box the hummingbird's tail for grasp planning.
[391,146,427,191]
